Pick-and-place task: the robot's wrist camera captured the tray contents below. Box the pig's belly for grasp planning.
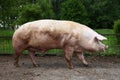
[27,47,48,53]
[28,38,61,50]
[27,41,61,53]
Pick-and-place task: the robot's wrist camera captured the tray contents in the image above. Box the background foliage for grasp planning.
[60,0,89,25]
[0,0,120,29]
[113,19,120,44]
[14,3,55,25]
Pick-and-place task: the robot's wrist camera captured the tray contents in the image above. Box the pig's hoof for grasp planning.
[33,64,40,67]
[14,63,20,67]
[83,64,89,67]
[68,66,73,69]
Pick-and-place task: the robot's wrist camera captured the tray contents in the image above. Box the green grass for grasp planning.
[0,39,13,54]
[0,29,120,56]
[0,29,14,36]
[95,29,114,34]
[0,30,14,54]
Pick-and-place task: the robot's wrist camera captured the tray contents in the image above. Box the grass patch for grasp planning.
[0,38,13,54]
[0,29,14,36]
[0,29,14,54]
[95,29,114,34]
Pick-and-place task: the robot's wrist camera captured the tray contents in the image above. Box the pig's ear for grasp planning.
[96,35,107,41]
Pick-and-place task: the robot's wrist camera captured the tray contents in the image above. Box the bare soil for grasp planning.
[0,55,120,80]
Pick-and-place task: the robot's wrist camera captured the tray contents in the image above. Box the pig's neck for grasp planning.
[80,40,95,52]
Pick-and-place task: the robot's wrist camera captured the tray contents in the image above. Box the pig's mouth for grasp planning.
[105,45,108,51]
[101,45,108,52]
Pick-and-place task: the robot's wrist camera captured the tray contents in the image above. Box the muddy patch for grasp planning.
[0,55,120,80]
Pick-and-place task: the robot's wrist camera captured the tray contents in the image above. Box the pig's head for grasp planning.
[87,36,108,52]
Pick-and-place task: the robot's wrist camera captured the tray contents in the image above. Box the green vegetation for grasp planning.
[14,2,55,25]
[0,29,119,56]
[60,0,88,25]
[113,19,120,44]
[1,0,120,29]
[0,30,14,54]
[0,39,13,54]
[82,0,120,29]
[95,29,114,34]
[0,30,14,36]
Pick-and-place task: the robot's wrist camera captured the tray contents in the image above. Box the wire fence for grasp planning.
[0,34,120,56]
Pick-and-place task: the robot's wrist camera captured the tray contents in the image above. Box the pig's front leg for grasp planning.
[76,52,88,66]
[64,46,74,69]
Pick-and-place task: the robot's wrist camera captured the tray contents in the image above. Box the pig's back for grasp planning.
[15,20,78,38]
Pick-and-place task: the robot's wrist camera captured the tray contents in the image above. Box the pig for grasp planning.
[12,19,108,69]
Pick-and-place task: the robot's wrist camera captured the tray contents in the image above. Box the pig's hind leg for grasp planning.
[13,41,28,67]
[76,52,88,67]
[14,51,21,67]
[14,48,23,67]
[28,49,39,67]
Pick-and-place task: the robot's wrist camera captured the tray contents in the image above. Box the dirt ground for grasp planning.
[0,55,120,80]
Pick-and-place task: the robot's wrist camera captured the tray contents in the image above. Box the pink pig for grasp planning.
[12,20,108,69]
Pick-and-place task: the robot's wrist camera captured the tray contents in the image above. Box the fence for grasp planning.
[0,34,120,56]
[0,36,13,54]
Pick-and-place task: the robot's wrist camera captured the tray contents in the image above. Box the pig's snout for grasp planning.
[105,45,108,49]
[103,45,108,52]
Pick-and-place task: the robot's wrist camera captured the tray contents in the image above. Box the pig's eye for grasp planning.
[96,41,100,44]
[94,37,101,42]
